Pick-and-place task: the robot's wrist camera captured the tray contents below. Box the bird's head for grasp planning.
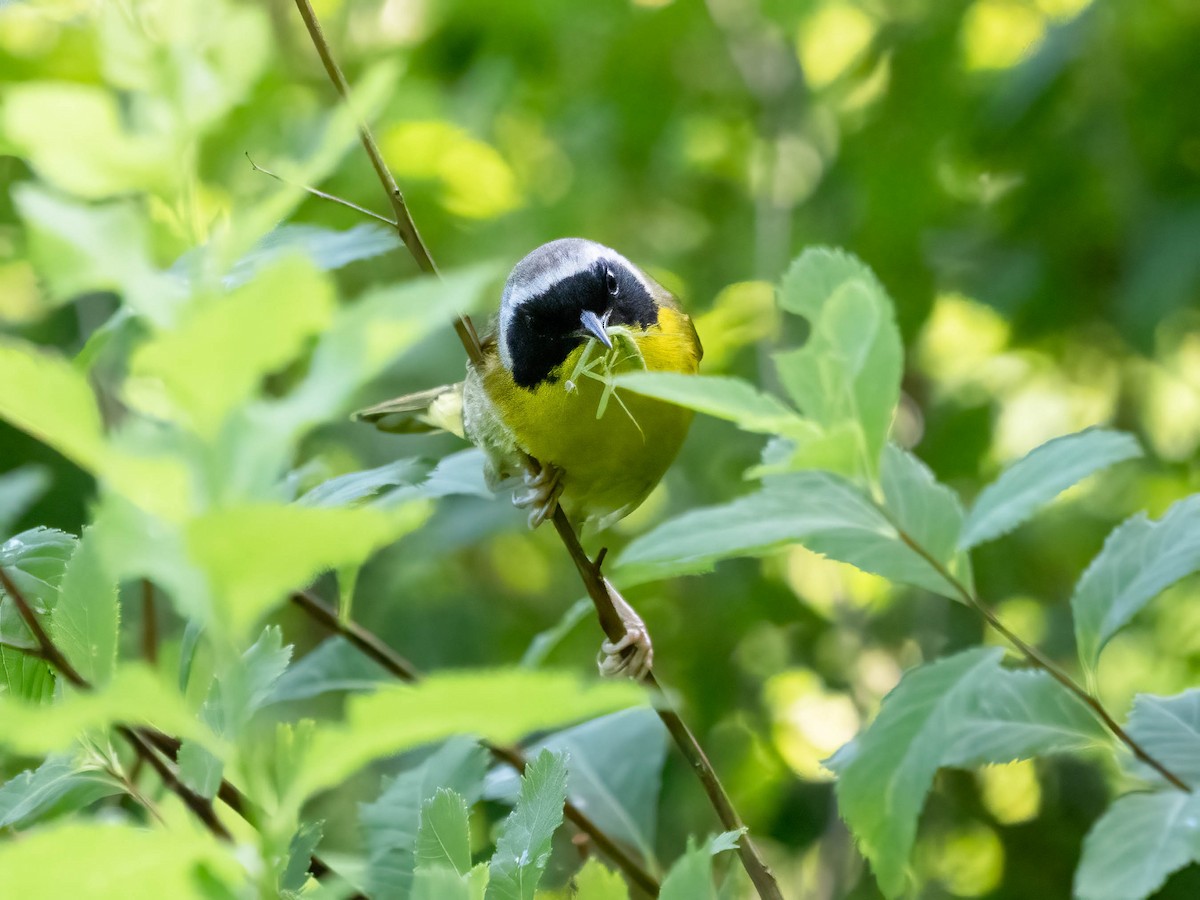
[498,238,659,389]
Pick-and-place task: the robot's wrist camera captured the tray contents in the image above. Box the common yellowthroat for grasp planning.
[359,238,703,675]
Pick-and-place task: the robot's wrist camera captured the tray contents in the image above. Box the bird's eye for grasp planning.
[604,267,619,297]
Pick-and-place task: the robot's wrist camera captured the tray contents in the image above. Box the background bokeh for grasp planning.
[2,0,1200,896]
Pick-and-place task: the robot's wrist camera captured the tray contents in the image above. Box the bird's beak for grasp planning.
[579,309,613,348]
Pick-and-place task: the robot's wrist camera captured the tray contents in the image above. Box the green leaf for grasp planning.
[129,259,335,437]
[187,502,427,638]
[0,526,76,611]
[416,788,473,875]
[573,859,630,900]
[1074,790,1200,900]
[360,737,489,899]
[615,470,958,597]
[879,444,968,589]
[658,831,745,900]
[0,664,211,756]
[298,459,431,508]
[0,755,124,829]
[302,670,640,805]
[1125,690,1200,787]
[51,528,120,685]
[0,821,240,900]
[1071,495,1200,670]
[959,428,1142,550]
[223,223,403,289]
[268,636,391,703]
[486,749,569,900]
[0,464,51,535]
[774,247,903,477]
[281,820,324,894]
[612,373,803,435]
[828,648,1104,898]
[413,867,474,900]
[484,709,667,864]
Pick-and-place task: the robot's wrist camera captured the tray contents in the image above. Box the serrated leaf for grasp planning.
[51,528,120,685]
[0,755,124,829]
[1071,495,1200,670]
[0,526,76,613]
[960,428,1142,550]
[0,820,240,899]
[361,737,489,899]
[573,859,630,900]
[828,648,1103,897]
[303,671,640,806]
[1074,790,1200,900]
[614,469,958,597]
[1126,690,1200,787]
[659,831,745,900]
[269,636,391,703]
[484,709,666,864]
[416,788,473,875]
[880,444,968,587]
[129,259,335,437]
[281,820,324,894]
[0,465,50,535]
[298,459,430,507]
[0,664,212,756]
[612,373,803,435]
[486,750,569,900]
[774,247,902,477]
[187,502,427,638]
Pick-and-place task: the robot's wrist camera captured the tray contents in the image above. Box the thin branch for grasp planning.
[0,566,87,688]
[893,531,1192,793]
[287,5,781,896]
[246,153,398,227]
[291,591,662,896]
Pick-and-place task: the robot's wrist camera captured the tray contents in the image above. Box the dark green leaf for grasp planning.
[269,636,391,703]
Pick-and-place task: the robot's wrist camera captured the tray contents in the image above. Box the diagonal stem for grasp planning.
[290,591,662,896]
[892,530,1192,793]
[288,3,782,895]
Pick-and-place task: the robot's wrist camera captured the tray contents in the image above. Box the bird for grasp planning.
[357,238,703,677]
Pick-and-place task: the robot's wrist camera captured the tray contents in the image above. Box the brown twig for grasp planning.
[892,530,1192,793]
[287,3,781,895]
[246,153,398,228]
[290,591,661,896]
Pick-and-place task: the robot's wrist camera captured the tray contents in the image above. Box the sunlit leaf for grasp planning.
[1125,690,1200,787]
[1071,495,1200,670]
[774,247,902,478]
[486,749,569,900]
[573,859,630,900]
[416,788,473,875]
[298,671,640,805]
[613,372,803,435]
[51,527,120,685]
[0,821,240,899]
[959,428,1142,549]
[1074,790,1200,900]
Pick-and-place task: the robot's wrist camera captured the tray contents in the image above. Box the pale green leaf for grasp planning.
[281,820,324,894]
[0,526,76,613]
[0,464,50,535]
[51,528,120,685]
[223,223,402,289]
[615,470,957,597]
[416,788,473,875]
[612,373,803,435]
[1074,791,1200,900]
[187,502,428,638]
[774,247,902,477]
[0,821,240,899]
[486,750,569,900]
[268,636,391,703]
[1126,690,1200,786]
[1071,495,1200,670]
[659,831,744,900]
[413,867,474,900]
[960,428,1142,550]
[0,755,124,829]
[300,671,639,805]
[0,664,212,757]
[828,648,1102,898]
[880,444,968,589]
[129,259,335,436]
[573,859,630,900]
[298,459,430,508]
[484,709,666,865]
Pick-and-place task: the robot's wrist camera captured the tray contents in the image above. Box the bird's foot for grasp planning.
[512,463,564,529]
[597,578,653,680]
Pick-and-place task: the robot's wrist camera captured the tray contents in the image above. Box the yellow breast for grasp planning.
[480,306,701,526]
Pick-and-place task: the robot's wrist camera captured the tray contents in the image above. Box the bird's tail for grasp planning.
[354,383,466,438]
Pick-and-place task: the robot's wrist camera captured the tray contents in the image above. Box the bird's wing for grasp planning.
[354,383,466,437]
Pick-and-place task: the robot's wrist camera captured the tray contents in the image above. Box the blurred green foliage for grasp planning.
[2,0,1200,897]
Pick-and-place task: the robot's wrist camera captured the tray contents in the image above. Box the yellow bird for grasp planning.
[359,238,703,675]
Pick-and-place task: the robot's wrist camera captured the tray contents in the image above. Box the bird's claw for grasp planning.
[596,577,653,680]
[512,464,564,529]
